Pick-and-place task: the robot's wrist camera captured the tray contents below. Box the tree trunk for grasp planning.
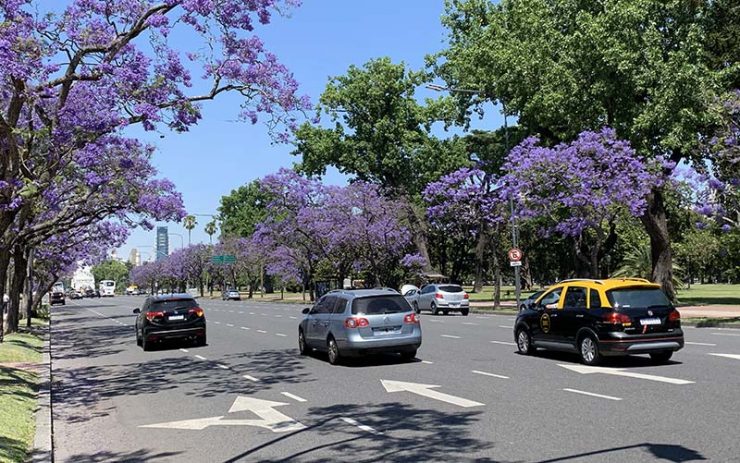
[493,252,501,309]
[6,248,26,333]
[401,197,433,272]
[473,229,490,293]
[0,247,10,341]
[640,189,676,300]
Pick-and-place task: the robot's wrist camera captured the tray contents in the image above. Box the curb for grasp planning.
[29,323,53,463]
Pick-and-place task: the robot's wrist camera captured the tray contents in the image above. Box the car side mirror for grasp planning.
[133,308,141,314]
[301,308,310,315]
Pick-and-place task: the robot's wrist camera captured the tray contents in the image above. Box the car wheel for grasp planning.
[516,328,533,355]
[327,337,341,365]
[579,334,601,366]
[650,351,673,364]
[461,308,469,316]
[413,302,419,314]
[443,310,449,316]
[136,329,142,346]
[298,330,308,355]
[431,302,439,315]
[400,349,417,362]
[142,333,151,351]
[195,333,207,347]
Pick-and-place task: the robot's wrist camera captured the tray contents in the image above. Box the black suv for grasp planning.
[514,279,684,365]
[133,294,206,351]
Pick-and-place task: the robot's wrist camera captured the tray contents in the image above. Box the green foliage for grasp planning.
[704,0,740,88]
[612,244,684,288]
[91,259,129,291]
[218,181,270,237]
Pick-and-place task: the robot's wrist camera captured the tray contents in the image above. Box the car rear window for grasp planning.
[606,288,671,309]
[438,285,463,293]
[351,295,412,315]
[150,299,198,311]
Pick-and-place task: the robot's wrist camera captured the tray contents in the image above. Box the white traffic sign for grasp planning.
[558,364,694,385]
[381,380,484,408]
[507,248,523,262]
[509,261,522,267]
[139,396,306,433]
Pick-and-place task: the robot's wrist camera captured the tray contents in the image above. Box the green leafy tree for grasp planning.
[433,0,730,299]
[218,181,270,238]
[204,221,218,244]
[91,259,130,292]
[292,57,470,270]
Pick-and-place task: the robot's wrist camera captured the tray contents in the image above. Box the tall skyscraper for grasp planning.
[156,226,169,261]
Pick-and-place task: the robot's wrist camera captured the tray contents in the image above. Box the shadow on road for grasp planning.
[59,449,183,463]
[537,442,706,462]
[225,401,508,463]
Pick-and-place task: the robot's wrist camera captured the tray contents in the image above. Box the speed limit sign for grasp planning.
[508,248,523,262]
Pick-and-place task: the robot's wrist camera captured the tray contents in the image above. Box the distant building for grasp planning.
[156,226,169,261]
[129,248,141,267]
[71,265,95,291]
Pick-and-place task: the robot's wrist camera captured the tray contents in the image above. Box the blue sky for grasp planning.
[116,1,504,261]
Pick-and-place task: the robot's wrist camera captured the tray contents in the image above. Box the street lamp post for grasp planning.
[426,83,521,309]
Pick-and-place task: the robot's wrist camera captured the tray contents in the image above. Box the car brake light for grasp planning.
[435,293,443,299]
[145,311,165,321]
[668,310,680,321]
[463,293,469,299]
[344,317,369,328]
[404,313,419,324]
[603,311,631,325]
[189,307,204,317]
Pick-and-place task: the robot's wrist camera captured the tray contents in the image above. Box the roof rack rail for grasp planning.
[559,278,604,285]
[613,277,652,283]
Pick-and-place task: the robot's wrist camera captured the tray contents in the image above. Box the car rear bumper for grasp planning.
[598,332,684,356]
[436,301,469,309]
[338,334,422,354]
[145,326,205,340]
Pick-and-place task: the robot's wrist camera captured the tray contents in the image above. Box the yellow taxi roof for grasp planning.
[551,278,661,291]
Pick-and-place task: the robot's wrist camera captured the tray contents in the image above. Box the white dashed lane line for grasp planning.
[490,340,516,346]
[194,355,207,361]
[712,333,740,337]
[498,325,514,329]
[708,353,740,361]
[421,360,434,365]
[472,370,509,380]
[289,316,297,320]
[275,333,287,337]
[341,417,383,435]
[563,388,622,401]
[226,323,234,327]
[685,342,716,346]
[216,364,230,370]
[241,326,250,330]
[281,392,307,402]
[257,330,267,334]
[441,335,461,339]
[243,375,259,382]
[179,348,189,353]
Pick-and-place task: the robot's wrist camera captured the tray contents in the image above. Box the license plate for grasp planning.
[168,315,184,321]
[450,302,459,307]
[641,317,661,326]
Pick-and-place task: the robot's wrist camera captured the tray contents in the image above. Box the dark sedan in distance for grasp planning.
[134,294,206,351]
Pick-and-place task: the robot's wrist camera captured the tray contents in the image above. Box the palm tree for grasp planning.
[612,244,683,289]
[183,215,197,245]
[204,220,218,244]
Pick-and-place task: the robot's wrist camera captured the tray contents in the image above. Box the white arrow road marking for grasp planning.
[381,380,484,408]
[563,388,622,401]
[472,370,509,379]
[708,353,740,361]
[558,364,694,385]
[140,397,305,433]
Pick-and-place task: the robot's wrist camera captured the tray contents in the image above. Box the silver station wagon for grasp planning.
[298,289,422,365]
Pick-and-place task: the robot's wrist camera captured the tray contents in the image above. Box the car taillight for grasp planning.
[344,317,369,328]
[668,310,680,321]
[189,307,204,317]
[404,313,419,324]
[463,293,469,299]
[435,293,443,299]
[603,311,631,325]
[145,311,165,321]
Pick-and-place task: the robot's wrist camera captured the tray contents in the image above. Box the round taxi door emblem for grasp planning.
[540,313,551,334]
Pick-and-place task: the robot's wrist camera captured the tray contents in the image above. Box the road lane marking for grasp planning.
[428,319,442,323]
[472,370,509,379]
[685,342,716,346]
[558,364,694,385]
[214,321,221,324]
[257,330,267,333]
[239,311,244,314]
[274,315,283,318]
[226,323,234,327]
[217,364,230,370]
[275,333,287,337]
[179,348,189,353]
[441,335,461,339]
[289,316,297,319]
[249,312,255,315]
[194,355,207,360]
[490,340,516,346]
[563,388,622,401]
[708,353,740,361]
[462,322,478,326]
[281,392,307,402]
[381,380,484,408]
[241,326,250,330]
[421,360,434,364]
[712,333,740,337]
[243,375,259,382]
[498,325,513,329]
[340,417,383,435]
[261,313,268,316]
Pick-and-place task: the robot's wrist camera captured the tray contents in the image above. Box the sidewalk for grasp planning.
[676,305,740,319]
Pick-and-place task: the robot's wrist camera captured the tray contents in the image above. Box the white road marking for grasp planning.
[558,364,694,385]
[281,392,307,402]
[708,353,740,361]
[274,315,283,318]
[229,311,234,313]
[490,340,516,346]
[381,380,484,408]
[441,335,461,339]
[472,370,509,379]
[275,333,287,337]
[498,325,513,329]
[685,342,716,346]
[241,326,250,330]
[214,321,221,325]
[563,388,622,401]
[239,311,244,314]
[179,348,189,353]
[261,313,268,316]
[217,364,230,370]
[340,417,383,435]
[289,316,297,320]
[249,312,255,315]
[257,330,267,334]
[462,322,478,326]
[226,323,234,327]
[421,360,434,364]
[243,375,259,382]
[428,319,442,323]
[712,333,740,337]
[194,355,207,361]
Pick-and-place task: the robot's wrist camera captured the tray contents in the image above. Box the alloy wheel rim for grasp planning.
[299,333,304,351]
[518,331,528,351]
[329,341,337,362]
[582,338,595,362]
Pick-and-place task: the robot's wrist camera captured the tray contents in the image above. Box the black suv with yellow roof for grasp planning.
[514,278,683,365]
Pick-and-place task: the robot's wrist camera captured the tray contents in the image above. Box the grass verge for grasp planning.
[0,326,44,463]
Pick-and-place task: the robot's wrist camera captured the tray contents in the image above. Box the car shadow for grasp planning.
[527,350,684,368]
[304,351,424,368]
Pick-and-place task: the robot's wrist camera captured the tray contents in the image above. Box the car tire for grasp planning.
[650,351,673,364]
[327,337,341,365]
[136,329,142,346]
[142,333,151,351]
[516,328,533,355]
[298,330,308,355]
[400,350,417,362]
[578,333,601,366]
[443,310,449,316]
[195,333,207,347]
[413,302,419,314]
[431,302,439,315]
[461,308,469,316]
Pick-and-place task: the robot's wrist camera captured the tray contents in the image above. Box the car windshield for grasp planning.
[606,288,672,309]
[438,285,463,293]
[351,295,411,315]
[150,299,198,311]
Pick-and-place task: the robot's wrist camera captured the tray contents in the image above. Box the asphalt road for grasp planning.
[50,296,740,462]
